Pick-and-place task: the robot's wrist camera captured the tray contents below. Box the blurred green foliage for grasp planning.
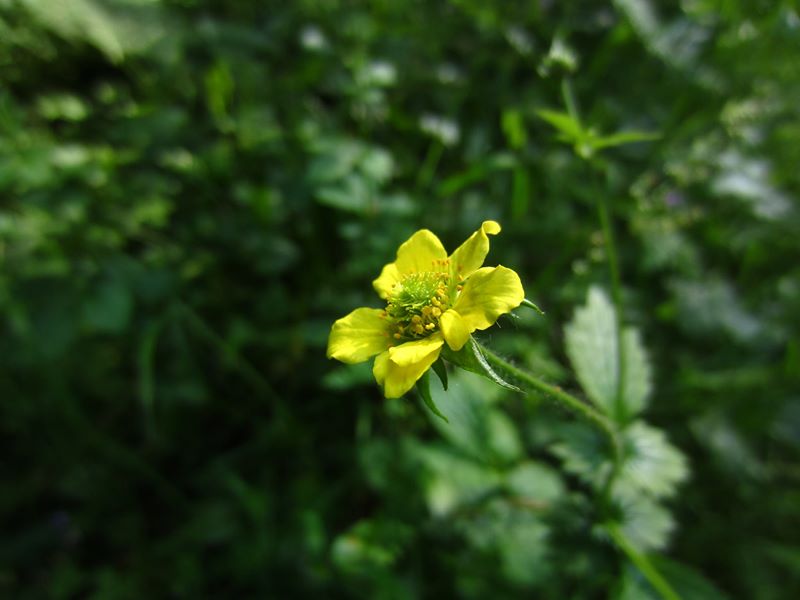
[1,0,799,598]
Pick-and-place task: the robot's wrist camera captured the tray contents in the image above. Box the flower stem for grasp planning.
[478,345,622,462]
[605,522,681,600]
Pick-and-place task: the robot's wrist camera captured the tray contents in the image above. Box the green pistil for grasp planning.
[387,271,450,340]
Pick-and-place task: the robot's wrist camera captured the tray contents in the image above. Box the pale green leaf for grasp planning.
[565,287,619,413]
[622,328,652,417]
[565,286,652,419]
[617,422,689,500]
[20,0,165,63]
[614,489,675,552]
[413,444,503,517]
[505,462,565,507]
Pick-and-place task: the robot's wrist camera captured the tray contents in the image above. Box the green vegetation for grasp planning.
[1,0,798,598]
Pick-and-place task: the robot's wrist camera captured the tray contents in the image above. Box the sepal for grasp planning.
[441,336,521,392]
[417,371,449,423]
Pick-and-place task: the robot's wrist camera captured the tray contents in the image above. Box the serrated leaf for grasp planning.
[442,337,521,392]
[613,489,675,552]
[417,371,449,423]
[413,444,503,517]
[505,462,565,507]
[20,0,165,63]
[565,287,618,412]
[550,422,614,489]
[426,371,523,465]
[497,511,550,585]
[622,328,652,417]
[617,422,689,500]
[565,287,652,420]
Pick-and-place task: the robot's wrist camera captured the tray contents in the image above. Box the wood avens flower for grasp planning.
[327,221,525,398]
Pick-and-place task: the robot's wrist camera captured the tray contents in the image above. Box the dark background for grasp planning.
[1,0,798,598]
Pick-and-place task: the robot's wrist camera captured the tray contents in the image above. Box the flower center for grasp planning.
[386,269,451,340]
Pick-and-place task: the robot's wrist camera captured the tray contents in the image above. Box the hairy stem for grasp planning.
[478,345,622,463]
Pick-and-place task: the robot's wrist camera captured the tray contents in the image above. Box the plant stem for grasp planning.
[605,522,681,600]
[478,345,622,462]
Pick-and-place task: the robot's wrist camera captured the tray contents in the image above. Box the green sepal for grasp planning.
[521,298,545,315]
[431,357,448,391]
[417,370,449,423]
[441,337,521,393]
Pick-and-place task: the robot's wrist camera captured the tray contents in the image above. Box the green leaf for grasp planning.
[501,109,528,149]
[426,370,523,465]
[651,557,730,600]
[591,130,661,150]
[496,510,550,585]
[565,287,618,413]
[564,286,652,419]
[536,108,585,142]
[616,556,730,600]
[442,337,521,392]
[431,357,449,391]
[553,418,687,501]
[505,462,565,507]
[550,422,615,489]
[622,328,652,417]
[20,0,165,63]
[617,422,689,500]
[315,174,371,213]
[613,488,675,552]
[417,371,449,423]
[331,518,413,574]
[81,277,133,334]
[413,443,503,517]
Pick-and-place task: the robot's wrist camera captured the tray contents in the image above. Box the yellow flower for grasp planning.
[327,221,525,398]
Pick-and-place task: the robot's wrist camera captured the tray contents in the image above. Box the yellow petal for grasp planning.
[439,309,470,351]
[373,263,401,300]
[372,229,447,298]
[448,220,501,282]
[373,337,444,398]
[451,266,524,332]
[327,308,391,364]
[388,333,444,365]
